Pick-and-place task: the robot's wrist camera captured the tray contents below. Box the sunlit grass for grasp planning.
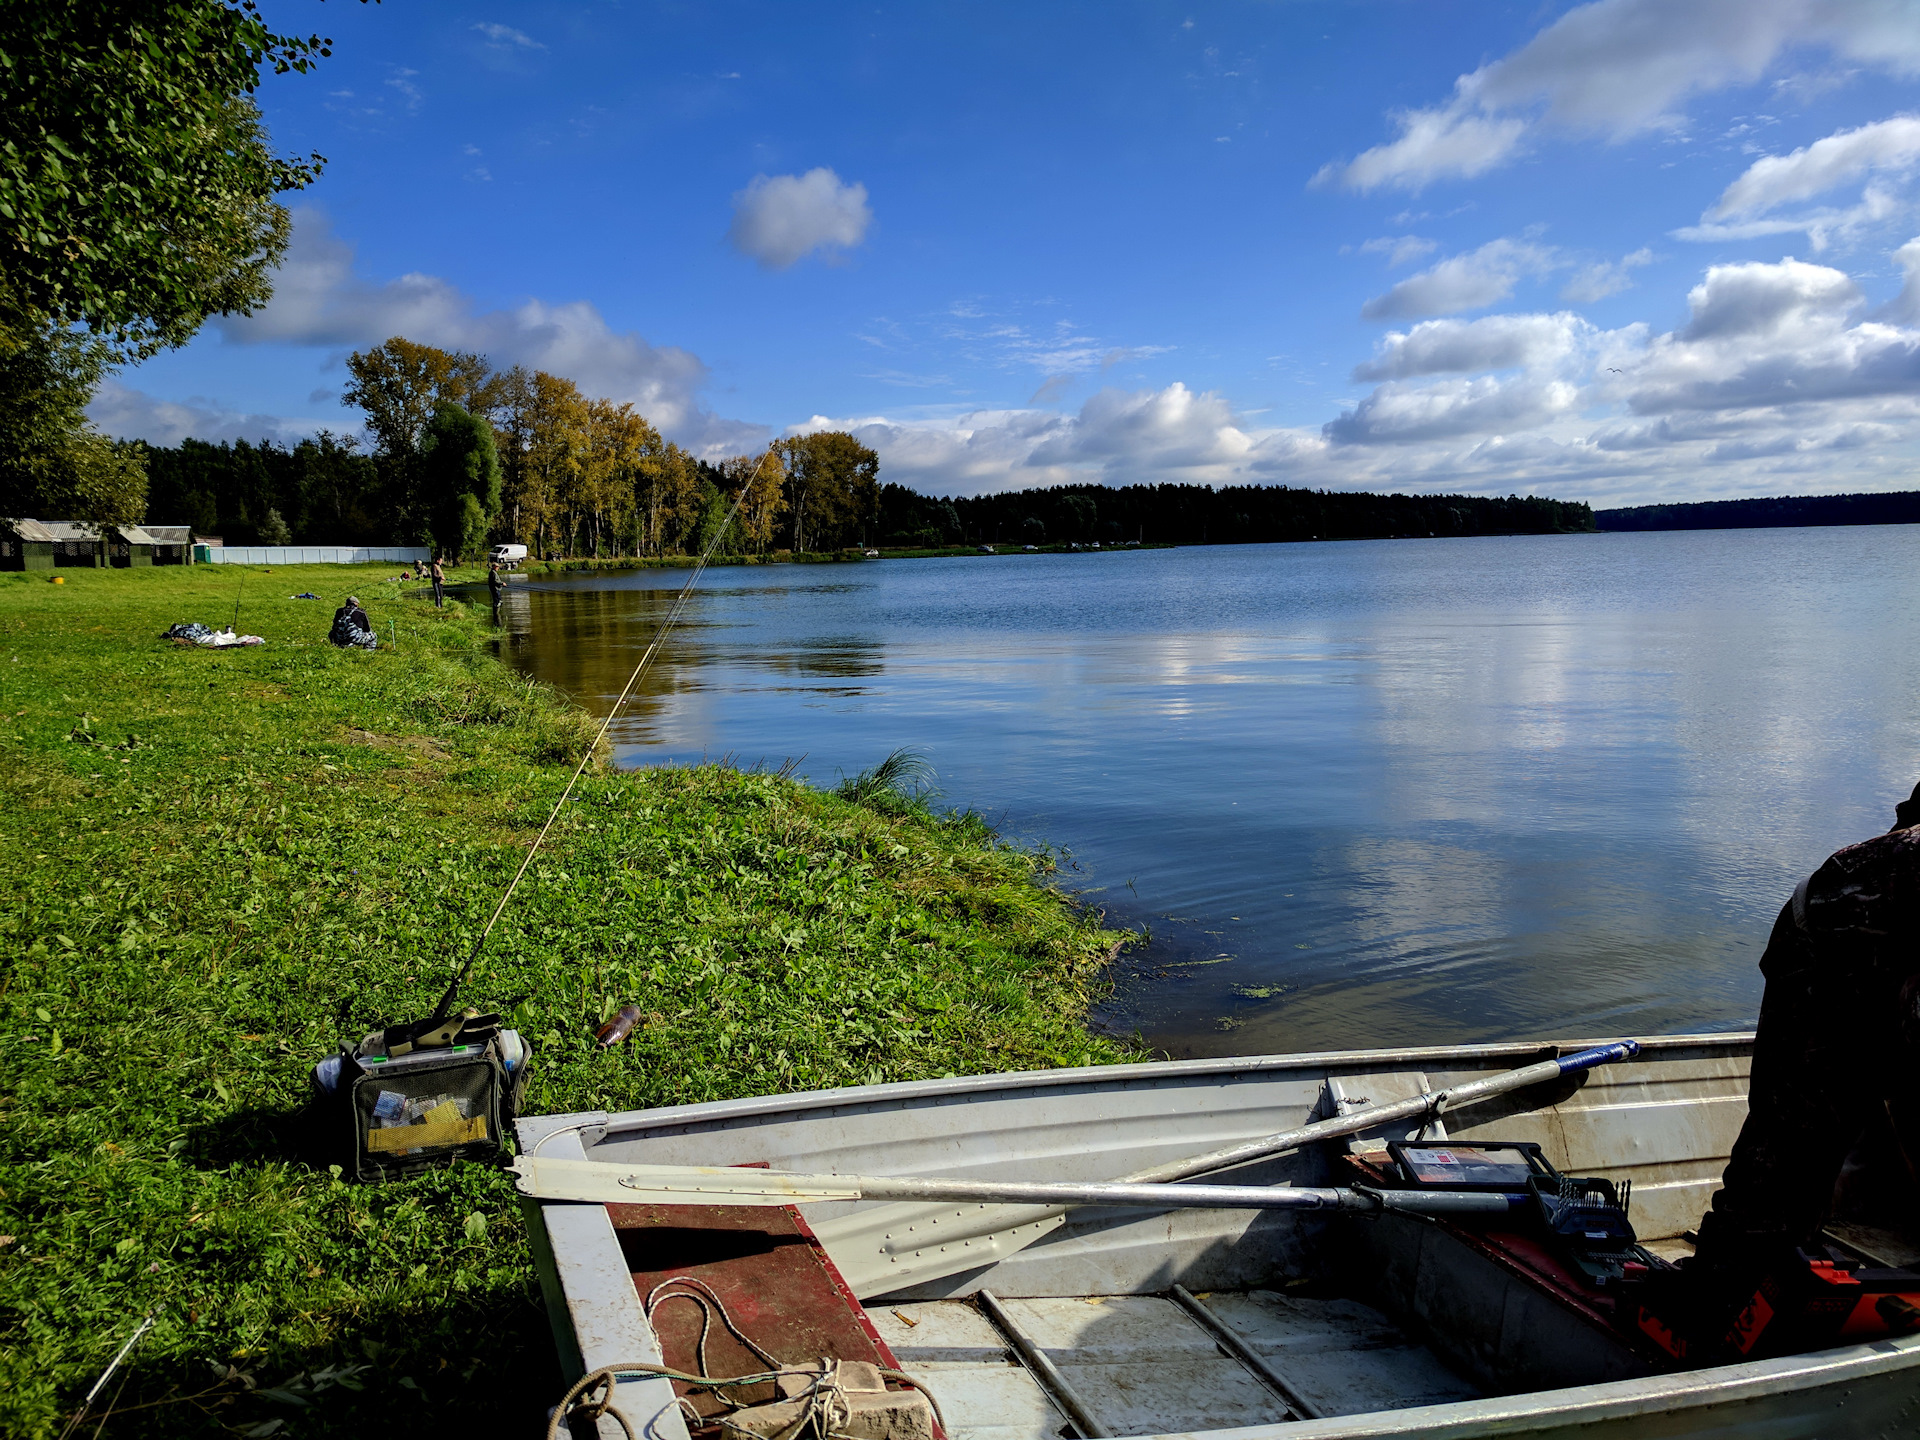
[0,563,1138,1437]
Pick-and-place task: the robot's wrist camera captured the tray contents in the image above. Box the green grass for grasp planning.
[0,562,1138,1438]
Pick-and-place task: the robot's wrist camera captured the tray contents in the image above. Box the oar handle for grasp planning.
[1554,1039,1642,1074]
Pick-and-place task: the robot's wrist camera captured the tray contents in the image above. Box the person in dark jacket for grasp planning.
[487,561,503,622]
[1692,782,1920,1282]
[429,556,445,608]
[328,595,377,649]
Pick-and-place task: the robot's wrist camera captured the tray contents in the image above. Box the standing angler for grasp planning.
[429,554,445,608]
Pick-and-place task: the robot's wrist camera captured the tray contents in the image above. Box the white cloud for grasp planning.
[1879,236,1920,323]
[203,210,755,451]
[1361,239,1559,320]
[1709,114,1920,218]
[1325,375,1582,445]
[727,168,872,269]
[473,22,544,50]
[815,384,1330,497]
[1314,98,1526,191]
[1353,313,1591,381]
[1317,0,1920,192]
[1562,248,1655,303]
[1618,253,1920,413]
[1673,114,1920,248]
[1357,234,1441,267]
[88,380,337,449]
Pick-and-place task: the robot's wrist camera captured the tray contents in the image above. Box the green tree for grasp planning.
[0,2,340,356]
[0,325,146,522]
[418,403,503,561]
[778,431,879,552]
[0,2,350,522]
[343,339,500,459]
[343,339,500,541]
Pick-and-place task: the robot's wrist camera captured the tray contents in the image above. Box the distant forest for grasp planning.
[878,482,1594,548]
[1596,491,1920,532]
[142,434,1597,553]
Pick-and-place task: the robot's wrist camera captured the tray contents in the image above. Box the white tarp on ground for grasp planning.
[194,546,430,564]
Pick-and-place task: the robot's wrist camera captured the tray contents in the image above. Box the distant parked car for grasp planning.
[489,543,529,569]
[977,545,995,554]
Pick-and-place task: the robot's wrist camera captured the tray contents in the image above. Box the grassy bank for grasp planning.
[0,563,1137,1438]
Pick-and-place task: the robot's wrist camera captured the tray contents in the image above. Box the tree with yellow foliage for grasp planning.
[721,451,788,553]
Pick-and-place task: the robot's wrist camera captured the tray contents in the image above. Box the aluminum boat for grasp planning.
[517,1032,1920,1438]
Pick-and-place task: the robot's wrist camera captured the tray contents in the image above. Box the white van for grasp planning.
[488,543,529,570]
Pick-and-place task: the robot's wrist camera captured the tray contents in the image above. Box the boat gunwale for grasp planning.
[515,1031,1757,1152]
[1160,1331,1920,1438]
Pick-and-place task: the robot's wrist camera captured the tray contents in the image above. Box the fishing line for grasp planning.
[427,447,776,1022]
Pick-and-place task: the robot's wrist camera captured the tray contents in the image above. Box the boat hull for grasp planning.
[518,1033,1920,1438]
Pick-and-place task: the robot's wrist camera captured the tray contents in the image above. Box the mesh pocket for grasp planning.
[352,1053,499,1172]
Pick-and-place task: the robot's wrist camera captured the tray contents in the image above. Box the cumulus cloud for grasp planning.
[1317,0,1920,192]
[1353,313,1591,381]
[89,379,338,449]
[727,168,871,269]
[1361,239,1559,320]
[1325,375,1582,445]
[211,210,743,447]
[1618,253,1920,413]
[810,384,1333,497]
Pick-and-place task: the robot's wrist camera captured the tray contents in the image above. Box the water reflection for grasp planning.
[497,530,1920,1057]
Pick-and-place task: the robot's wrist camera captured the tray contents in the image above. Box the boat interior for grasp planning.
[520,1034,1920,1439]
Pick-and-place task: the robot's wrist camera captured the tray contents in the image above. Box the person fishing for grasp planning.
[488,559,503,622]
[328,594,378,650]
[1687,782,1920,1303]
[429,555,446,608]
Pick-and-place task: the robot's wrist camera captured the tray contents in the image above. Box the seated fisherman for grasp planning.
[328,594,378,650]
[1692,782,1920,1286]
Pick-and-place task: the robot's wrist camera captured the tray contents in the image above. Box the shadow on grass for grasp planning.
[179,1104,314,1171]
[59,1287,565,1438]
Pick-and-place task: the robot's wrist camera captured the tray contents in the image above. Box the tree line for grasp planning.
[1596,491,1920,532]
[139,336,884,561]
[877,481,1595,548]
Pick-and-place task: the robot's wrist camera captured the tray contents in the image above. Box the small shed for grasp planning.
[108,524,157,568]
[43,520,106,567]
[141,524,194,565]
[0,518,57,571]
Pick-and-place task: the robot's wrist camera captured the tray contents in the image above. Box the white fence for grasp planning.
[194,545,431,565]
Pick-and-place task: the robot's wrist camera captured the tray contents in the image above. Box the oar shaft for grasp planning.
[1122,1040,1640,1185]
[512,1157,1524,1215]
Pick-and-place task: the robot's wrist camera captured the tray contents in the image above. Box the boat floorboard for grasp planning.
[871,1291,1481,1438]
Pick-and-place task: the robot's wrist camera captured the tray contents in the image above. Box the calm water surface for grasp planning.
[494,528,1920,1058]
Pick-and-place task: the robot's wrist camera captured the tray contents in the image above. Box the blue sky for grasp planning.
[98,0,1920,506]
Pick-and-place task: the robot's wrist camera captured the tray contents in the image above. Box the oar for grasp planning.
[510,1155,1526,1217]
[1116,1039,1641,1187]
[515,1041,1637,1215]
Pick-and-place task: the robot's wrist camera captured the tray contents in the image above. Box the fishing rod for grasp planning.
[309,448,779,1182]
[230,571,245,632]
[425,447,774,1025]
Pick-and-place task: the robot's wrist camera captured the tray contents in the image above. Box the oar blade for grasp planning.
[512,1156,863,1207]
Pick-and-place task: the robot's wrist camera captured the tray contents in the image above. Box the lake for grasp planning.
[493,527,1920,1058]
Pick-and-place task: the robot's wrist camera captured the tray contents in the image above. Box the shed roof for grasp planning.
[41,520,102,541]
[2,518,57,542]
[112,525,160,545]
[142,525,192,544]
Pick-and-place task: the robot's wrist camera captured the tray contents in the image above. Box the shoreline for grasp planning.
[0,562,1138,1436]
